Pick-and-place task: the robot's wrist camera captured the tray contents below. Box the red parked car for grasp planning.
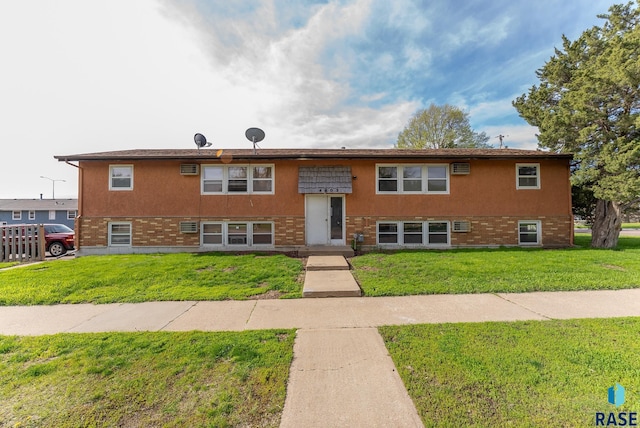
[42,224,75,256]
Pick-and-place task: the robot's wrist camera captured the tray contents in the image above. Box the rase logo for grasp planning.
[596,383,637,426]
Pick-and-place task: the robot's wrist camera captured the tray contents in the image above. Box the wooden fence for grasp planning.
[0,224,45,263]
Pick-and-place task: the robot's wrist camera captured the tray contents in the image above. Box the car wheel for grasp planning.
[48,242,67,257]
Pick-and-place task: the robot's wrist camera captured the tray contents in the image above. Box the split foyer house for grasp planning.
[54,148,573,255]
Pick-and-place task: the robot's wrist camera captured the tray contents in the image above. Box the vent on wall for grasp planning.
[180,164,199,175]
[179,222,198,234]
[451,163,470,175]
[453,221,471,232]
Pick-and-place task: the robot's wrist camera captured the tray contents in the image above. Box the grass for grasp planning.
[0,252,303,305]
[0,330,295,427]
[380,317,640,427]
[351,235,640,296]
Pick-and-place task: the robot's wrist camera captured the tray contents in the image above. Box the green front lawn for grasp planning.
[0,330,295,427]
[351,235,640,296]
[0,253,303,305]
[380,318,640,427]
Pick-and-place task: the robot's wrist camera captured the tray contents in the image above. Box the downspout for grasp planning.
[64,161,82,252]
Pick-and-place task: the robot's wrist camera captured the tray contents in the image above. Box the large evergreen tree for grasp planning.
[396,104,491,149]
[513,2,640,248]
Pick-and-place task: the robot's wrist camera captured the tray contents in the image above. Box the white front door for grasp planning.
[305,194,345,245]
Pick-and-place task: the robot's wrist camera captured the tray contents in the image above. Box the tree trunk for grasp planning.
[591,199,622,248]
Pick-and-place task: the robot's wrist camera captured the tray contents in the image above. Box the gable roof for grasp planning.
[0,199,78,211]
[55,148,573,162]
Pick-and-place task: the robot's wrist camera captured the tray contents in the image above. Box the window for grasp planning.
[228,167,248,192]
[49,210,56,220]
[110,165,133,190]
[252,223,273,245]
[403,167,422,192]
[201,222,274,247]
[12,211,21,220]
[29,211,36,220]
[377,164,449,194]
[427,166,448,192]
[202,165,274,194]
[428,222,449,244]
[403,222,423,244]
[228,223,248,245]
[378,166,398,192]
[252,166,273,193]
[109,222,132,246]
[516,164,540,189]
[67,210,77,220]
[519,221,541,245]
[377,221,450,247]
[378,223,398,244]
[202,223,223,245]
[202,166,223,192]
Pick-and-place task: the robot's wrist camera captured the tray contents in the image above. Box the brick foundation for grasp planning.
[77,214,572,251]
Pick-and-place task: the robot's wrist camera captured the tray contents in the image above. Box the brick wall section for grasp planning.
[79,215,571,249]
[346,215,572,248]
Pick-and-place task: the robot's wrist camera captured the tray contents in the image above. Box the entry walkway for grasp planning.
[1,289,640,427]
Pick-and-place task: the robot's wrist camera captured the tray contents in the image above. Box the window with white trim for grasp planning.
[403,222,423,244]
[252,223,273,245]
[67,210,77,220]
[12,211,21,220]
[428,222,449,244]
[49,210,56,220]
[29,211,36,220]
[516,164,540,189]
[228,223,248,245]
[202,223,223,245]
[518,221,541,245]
[377,164,449,194]
[110,165,133,190]
[201,165,274,194]
[108,222,132,246]
[201,222,274,247]
[377,221,450,246]
[378,223,399,244]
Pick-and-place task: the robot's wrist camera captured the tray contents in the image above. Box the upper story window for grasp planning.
[67,210,77,220]
[202,165,274,194]
[48,210,56,220]
[29,211,36,220]
[12,211,21,220]
[516,163,540,189]
[377,164,449,194]
[110,165,134,190]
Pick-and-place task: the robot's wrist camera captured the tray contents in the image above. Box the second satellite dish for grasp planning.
[245,128,265,143]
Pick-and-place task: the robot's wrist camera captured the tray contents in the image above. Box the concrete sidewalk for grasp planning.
[1,289,639,335]
[2,289,639,427]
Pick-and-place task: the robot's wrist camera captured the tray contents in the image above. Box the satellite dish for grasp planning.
[245,128,265,154]
[194,133,212,152]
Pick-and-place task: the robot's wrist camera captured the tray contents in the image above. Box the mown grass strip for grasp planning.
[380,318,640,427]
[352,235,640,296]
[0,330,295,427]
[0,253,303,305]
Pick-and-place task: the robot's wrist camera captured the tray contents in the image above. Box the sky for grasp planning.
[0,0,622,199]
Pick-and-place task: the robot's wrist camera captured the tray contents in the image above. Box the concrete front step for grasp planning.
[305,255,350,271]
[302,270,362,298]
[298,245,354,257]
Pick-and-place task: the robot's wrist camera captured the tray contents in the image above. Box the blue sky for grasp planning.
[0,0,621,198]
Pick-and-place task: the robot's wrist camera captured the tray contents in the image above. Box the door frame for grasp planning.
[304,194,345,246]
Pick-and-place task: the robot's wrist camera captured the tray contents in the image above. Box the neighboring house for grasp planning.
[0,199,78,229]
[54,148,573,255]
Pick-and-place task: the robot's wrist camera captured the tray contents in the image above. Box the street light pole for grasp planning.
[40,176,66,199]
